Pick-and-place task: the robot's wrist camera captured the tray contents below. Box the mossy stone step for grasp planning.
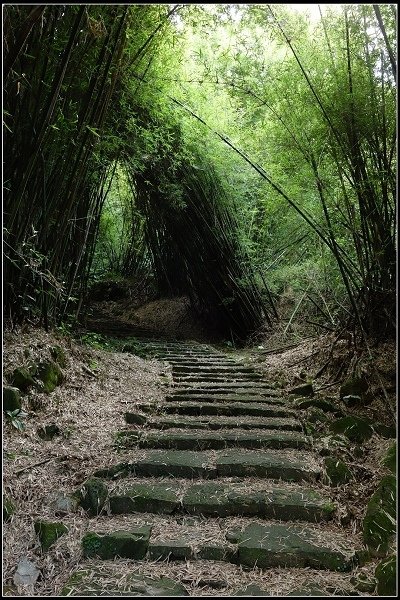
[167,358,239,365]
[173,383,280,393]
[125,520,356,572]
[82,526,151,559]
[95,451,217,479]
[173,374,263,382]
[110,483,180,514]
[166,393,286,404]
[94,449,320,482]
[182,482,334,521]
[232,523,356,571]
[147,415,302,431]
[124,430,309,451]
[216,449,320,482]
[139,401,295,418]
[109,480,334,522]
[172,365,256,373]
[62,569,189,596]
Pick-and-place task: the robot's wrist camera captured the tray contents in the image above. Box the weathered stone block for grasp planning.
[82,527,151,559]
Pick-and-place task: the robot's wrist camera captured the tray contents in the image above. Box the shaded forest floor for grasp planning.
[3,295,396,596]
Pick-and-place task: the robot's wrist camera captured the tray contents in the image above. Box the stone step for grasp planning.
[94,448,321,482]
[139,401,295,418]
[62,560,361,596]
[166,357,240,364]
[165,393,286,404]
[173,373,264,382]
[117,430,309,451]
[109,479,335,522]
[172,383,282,393]
[172,365,256,373]
[137,414,302,432]
[78,516,358,572]
[62,567,189,596]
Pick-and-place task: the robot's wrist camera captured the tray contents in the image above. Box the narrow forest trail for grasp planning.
[59,336,365,596]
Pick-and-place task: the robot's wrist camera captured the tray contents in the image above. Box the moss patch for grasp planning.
[36,360,64,393]
[34,520,68,551]
[3,386,21,412]
[9,367,36,391]
[363,475,396,556]
[329,416,373,443]
[375,555,396,596]
[323,457,353,486]
[382,443,396,473]
[82,526,151,559]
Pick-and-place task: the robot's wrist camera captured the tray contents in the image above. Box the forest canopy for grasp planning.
[3,4,396,340]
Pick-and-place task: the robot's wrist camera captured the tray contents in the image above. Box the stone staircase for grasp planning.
[62,339,363,596]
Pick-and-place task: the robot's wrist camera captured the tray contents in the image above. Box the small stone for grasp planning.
[36,360,64,393]
[340,376,368,400]
[3,386,22,412]
[323,457,353,486]
[50,492,79,515]
[9,367,36,392]
[34,520,68,551]
[37,423,60,440]
[342,395,362,407]
[124,412,148,425]
[288,383,314,397]
[296,398,342,415]
[3,496,16,522]
[329,416,373,443]
[78,478,108,516]
[375,555,396,596]
[13,557,40,587]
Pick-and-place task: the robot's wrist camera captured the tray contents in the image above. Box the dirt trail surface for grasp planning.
[3,323,395,596]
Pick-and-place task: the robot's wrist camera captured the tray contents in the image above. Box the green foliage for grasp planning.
[5,409,28,432]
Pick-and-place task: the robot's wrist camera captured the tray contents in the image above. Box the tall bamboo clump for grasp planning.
[3,5,132,325]
[134,152,273,342]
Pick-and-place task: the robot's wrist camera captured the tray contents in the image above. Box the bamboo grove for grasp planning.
[3,4,396,341]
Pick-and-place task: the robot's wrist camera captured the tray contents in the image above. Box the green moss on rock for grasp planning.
[375,555,396,596]
[9,366,36,392]
[50,345,67,368]
[36,360,64,393]
[382,443,396,473]
[329,416,373,443]
[34,520,68,551]
[78,478,108,516]
[82,527,151,559]
[3,386,22,412]
[324,457,353,486]
[363,475,396,556]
